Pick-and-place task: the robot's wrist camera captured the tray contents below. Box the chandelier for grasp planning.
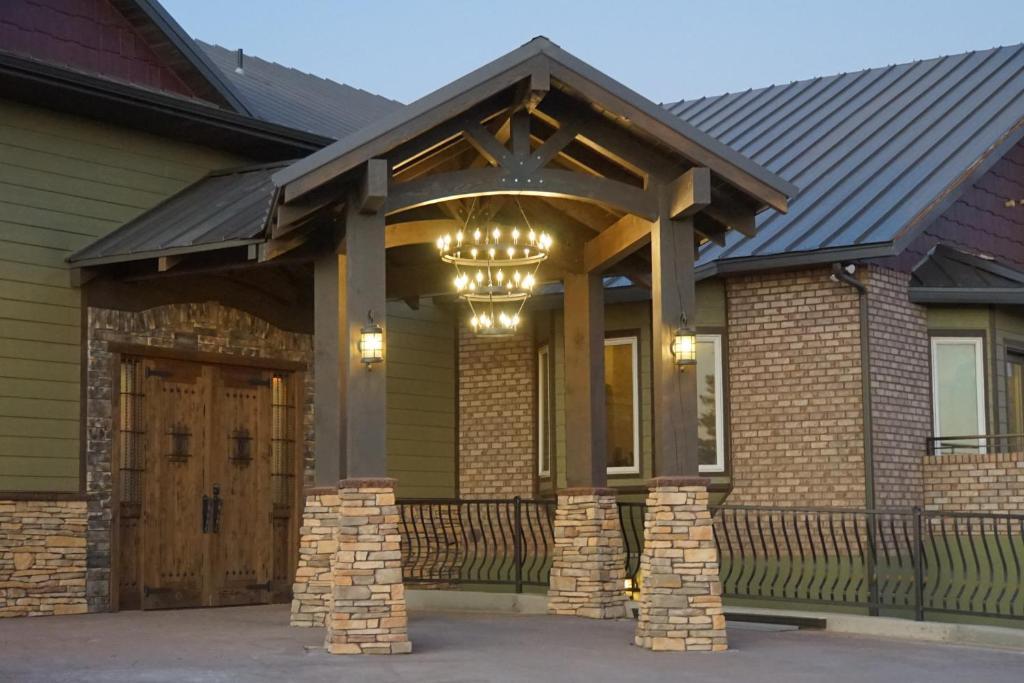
[436,200,552,336]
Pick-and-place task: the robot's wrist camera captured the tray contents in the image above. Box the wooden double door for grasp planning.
[116,356,297,610]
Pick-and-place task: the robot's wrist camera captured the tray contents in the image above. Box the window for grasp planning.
[697,335,725,473]
[605,336,640,475]
[931,337,986,452]
[537,346,551,477]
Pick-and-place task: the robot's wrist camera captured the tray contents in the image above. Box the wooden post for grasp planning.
[343,187,388,478]
[650,193,698,476]
[312,249,346,486]
[562,270,607,488]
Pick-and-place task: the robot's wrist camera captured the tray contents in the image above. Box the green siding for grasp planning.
[539,279,729,496]
[0,99,241,492]
[386,300,457,499]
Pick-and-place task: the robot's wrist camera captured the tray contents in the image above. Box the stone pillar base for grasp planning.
[634,477,727,652]
[548,488,627,619]
[325,478,411,655]
[290,488,339,627]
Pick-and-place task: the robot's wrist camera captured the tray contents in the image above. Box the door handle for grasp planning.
[202,494,211,533]
[211,484,222,533]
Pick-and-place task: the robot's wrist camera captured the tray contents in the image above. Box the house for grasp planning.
[0,0,1022,647]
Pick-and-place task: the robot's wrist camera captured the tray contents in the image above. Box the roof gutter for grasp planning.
[830,263,876,517]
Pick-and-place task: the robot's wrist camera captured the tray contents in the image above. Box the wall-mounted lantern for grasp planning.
[671,312,697,369]
[359,310,384,368]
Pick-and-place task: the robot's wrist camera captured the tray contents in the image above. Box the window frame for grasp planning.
[605,335,641,476]
[930,335,987,450]
[697,333,726,474]
[537,344,551,478]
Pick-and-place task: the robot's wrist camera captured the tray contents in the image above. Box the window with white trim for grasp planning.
[537,345,551,477]
[605,335,640,475]
[697,334,725,473]
[931,336,986,453]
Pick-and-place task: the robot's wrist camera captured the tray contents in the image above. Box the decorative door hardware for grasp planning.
[247,377,271,387]
[245,581,272,591]
[145,367,172,379]
[166,422,192,462]
[202,485,223,533]
[229,427,253,464]
[143,586,175,597]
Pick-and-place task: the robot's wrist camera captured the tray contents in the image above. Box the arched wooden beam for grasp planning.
[384,220,457,249]
[385,167,657,221]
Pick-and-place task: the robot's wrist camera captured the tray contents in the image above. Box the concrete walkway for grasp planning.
[1,605,1022,682]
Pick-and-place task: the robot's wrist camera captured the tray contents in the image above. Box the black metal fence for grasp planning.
[398,499,1024,621]
[926,433,1024,455]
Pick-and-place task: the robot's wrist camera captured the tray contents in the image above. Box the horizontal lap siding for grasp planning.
[386,301,456,499]
[0,100,240,492]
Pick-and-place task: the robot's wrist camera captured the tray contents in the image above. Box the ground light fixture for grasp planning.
[437,198,551,336]
[359,310,384,368]
[671,312,697,369]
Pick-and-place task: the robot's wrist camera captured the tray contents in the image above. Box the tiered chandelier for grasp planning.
[436,199,552,336]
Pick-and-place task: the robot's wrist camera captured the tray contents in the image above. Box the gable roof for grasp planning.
[668,44,1024,276]
[273,36,796,211]
[910,243,1024,304]
[197,41,403,141]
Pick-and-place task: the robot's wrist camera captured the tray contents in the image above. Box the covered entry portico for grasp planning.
[70,37,793,655]
[273,37,792,655]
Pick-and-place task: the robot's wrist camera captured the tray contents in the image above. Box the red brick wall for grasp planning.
[0,0,196,97]
[725,267,867,507]
[866,267,931,509]
[924,452,1024,513]
[457,324,535,499]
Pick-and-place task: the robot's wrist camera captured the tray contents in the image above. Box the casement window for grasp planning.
[930,337,986,452]
[537,345,552,477]
[696,334,726,473]
[605,335,640,475]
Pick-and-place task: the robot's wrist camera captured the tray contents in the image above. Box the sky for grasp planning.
[163,0,1024,105]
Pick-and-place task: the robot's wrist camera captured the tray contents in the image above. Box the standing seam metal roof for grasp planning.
[667,44,1024,272]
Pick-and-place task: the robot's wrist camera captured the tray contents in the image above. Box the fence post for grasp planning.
[866,512,880,616]
[513,496,523,594]
[912,506,925,622]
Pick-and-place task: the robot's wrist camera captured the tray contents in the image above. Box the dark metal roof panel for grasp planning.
[68,163,286,265]
[197,42,403,141]
[666,44,1024,270]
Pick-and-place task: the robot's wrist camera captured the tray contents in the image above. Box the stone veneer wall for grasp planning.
[924,452,1024,513]
[0,499,88,617]
[291,489,338,627]
[458,323,535,498]
[86,303,314,612]
[866,267,931,509]
[725,267,866,507]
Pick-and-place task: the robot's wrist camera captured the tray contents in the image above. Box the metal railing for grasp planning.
[397,499,1024,621]
[927,433,1024,455]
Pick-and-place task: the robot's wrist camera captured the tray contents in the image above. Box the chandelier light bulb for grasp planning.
[436,236,445,250]
[474,229,482,243]
[456,231,464,245]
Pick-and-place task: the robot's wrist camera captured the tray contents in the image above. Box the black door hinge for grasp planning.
[145,368,172,379]
[248,377,271,387]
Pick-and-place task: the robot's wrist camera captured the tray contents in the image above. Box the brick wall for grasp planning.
[866,267,931,509]
[458,324,535,498]
[0,499,88,617]
[725,266,866,507]
[924,452,1024,513]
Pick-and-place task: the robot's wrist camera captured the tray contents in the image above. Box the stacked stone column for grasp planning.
[547,488,627,619]
[290,488,339,627]
[634,477,727,652]
[324,478,411,655]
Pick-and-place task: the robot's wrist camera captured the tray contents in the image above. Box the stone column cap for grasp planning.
[648,476,710,489]
[339,477,398,489]
[557,486,617,497]
[303,486,339,496]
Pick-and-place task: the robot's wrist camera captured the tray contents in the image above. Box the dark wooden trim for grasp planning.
[78,287,88,494]
[453,315,461,500]
[339,478,398,489]
[109,349,123,612]
[649,476,710,488]
[583,214,652,273]
[666,167,711,219]
[557,487,616,496]
[106,343,307,372]
[0,491,90,501]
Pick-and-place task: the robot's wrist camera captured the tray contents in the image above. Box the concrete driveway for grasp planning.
[0,605,1021,682]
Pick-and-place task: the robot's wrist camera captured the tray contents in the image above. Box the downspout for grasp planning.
[830,263,876,512]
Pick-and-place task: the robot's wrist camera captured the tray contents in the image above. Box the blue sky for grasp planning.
[164,0,1024,105]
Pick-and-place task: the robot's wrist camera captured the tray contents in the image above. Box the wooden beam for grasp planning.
[343,189,388,478]
[651,191,698,476]
[510,109,531,159]
[525,60,550,112]
[313,248,346,486]
[522,117,582,174]
[384,219,457,249]
[463,120,512,168]
[666,167,711,219]
[582,214,651,273]
[259,228,312,263]
[694,213,728,247]
[386,167,657,220]
[704,203,757,237]
[358,158,388,214]
[157,255,182,272]
[562,270,606,488]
